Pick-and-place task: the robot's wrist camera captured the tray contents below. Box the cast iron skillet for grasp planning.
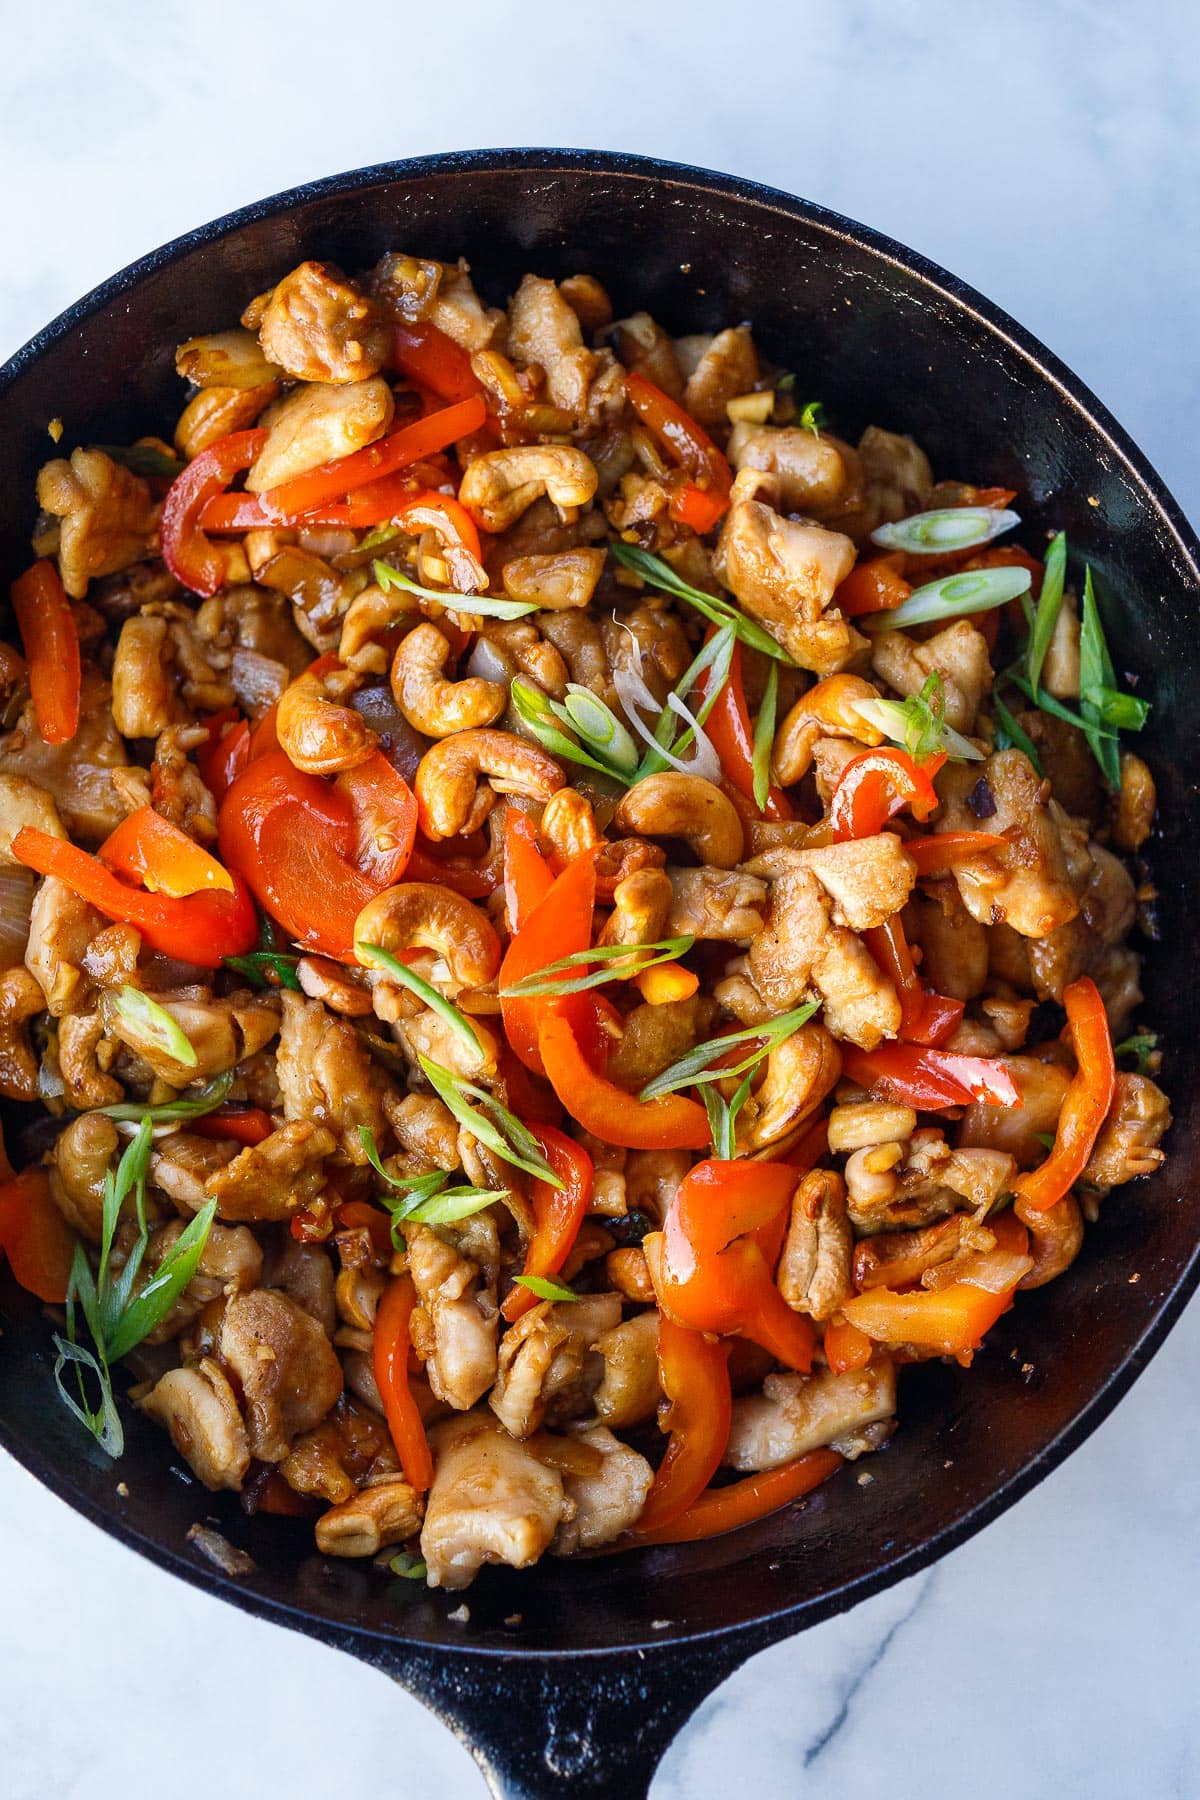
[1,149,1197,1799]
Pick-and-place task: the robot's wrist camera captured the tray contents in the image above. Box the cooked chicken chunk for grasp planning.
[551,1426,654,1554]
[420,1412,564,1590]
[250,261,390,384]
[797,834,917,932]
[407,1223,499,1413]
[812,928,901,1051]
[1082,1073,1171,1190]
[0,667,130,841]
[714,498,860,674]
[725,1361,896,1472]
[489,1294,622,1438]
[727,422,861,520]
[218,1287,343,1463]
[778,1170,852,1321]
[592,1309,660,1429]
[937,750,1082,938]
[275,992,389,1161]
[35,449,156,597]
[204,1120,336,1223]
[25,875,107,1017]
[665,866,767,941]
[140,1358,251,1491]
[682,325,758,427]
[871,620,992,734]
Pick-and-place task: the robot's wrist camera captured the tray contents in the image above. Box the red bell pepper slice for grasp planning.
[632,1316,732,1536]
[499,850,599,1076]
[254,396,486,523]
[373,1273,434,1492]
[12,826,256,966]
[161,429,268,598]
[192,1107,274,1147]
[655,1159,816,1369]
[823,1316,874,1374]
[903,831,1007,876]
[1015,976,1115,1213]
[842,1282,1013,1358]
[0,1167,76,1304]
[829,747,945,841]
[99,807,234,898]
[503,811,556,934]
[834,552,912,618]
[631,1447,843,1546]
[702,637,793,819]
[197,715,251,801]
[842,1040,1022,1110]
[218,749,416,960]
[625,369,732,531]
[502,1126,593,1323]
[392,321,486,405]
[10,560,80,746]
[863,915,964,1048]
[537,1012,711,1150]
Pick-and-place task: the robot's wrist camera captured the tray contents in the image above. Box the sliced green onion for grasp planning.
[95,1069,235,1124]
[392,1185,503,1228]
[559,686,640,777]
[634,623,737,781]
[355,941,482,1059]
[862,565,1032,632]
[1027,530,1066,695]
[106,986,198,1069]
[106,1200,217,1361]
[751,661,780,811]
[1005,671,1117,740]
[852,680,984,764]
[799,400,825,438]
[1079,567,1123,789]
[224,949,303,991]
[640,1001,820,1101]
[373,559,536,619]
[389,1552,428,1580]
[511,678,630,783]
[870,507,1020,555]
[93,443,186,479]
[1114,1029,1158,1074]
[610,543,795,664]
[990,693,1043,775]
[513,1274,578,1303]
[418,1056,563,1188]
[500,935,696,999]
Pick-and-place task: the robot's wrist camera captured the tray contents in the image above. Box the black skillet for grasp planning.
[1,150,1197,1799]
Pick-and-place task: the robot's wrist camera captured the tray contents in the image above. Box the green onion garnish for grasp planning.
[751,661,780,811]
[500,936,696,999]
[870,507,1020,556]
[852,672,984,764]
[610,543,795,665]
[639,1001,821,1101]
[106,987,198,1069]
[862,565,1032,632]
[418,1056,563,1188]
[373,559,536,619]
[355,941,482,1059]
[513,1274,578,1303]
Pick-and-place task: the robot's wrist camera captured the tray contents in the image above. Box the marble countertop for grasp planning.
[1,3,1197,1795]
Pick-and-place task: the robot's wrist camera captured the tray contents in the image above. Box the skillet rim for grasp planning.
[1,145,1197,1662]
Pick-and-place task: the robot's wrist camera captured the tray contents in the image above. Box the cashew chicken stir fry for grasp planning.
[0,253,1171,1590]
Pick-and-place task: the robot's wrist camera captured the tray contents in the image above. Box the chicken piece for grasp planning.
[612,312,684,399]
[682,326,758,428]
[1082,1073,1170,1190]
[262,1232,337,1336]
[406,1223,498,1413]
[1092,944,1144,1039]
[1012,710,1102,824]
[281,1394,400,1504]
[146,723,220,843]
[111,614,183,738]
[810,736,863,807]
[506,274,623,429]
[812,927,902,1050]
[551,1425,654,1554]
[25,875,106,1016]
[245,378,395,493]
[0,667,129,841]
[592,1308,661,1429]
[665,866,767,941]
[871,620,992,734]
[796,834,917,932]
[218,1287,344,1463]
[421,1411,565,1589]
[147,1131,235,1213]
[384,1091,461,1173]
[725,1361,896,1472]
[316,1476,424,1558]
[140,1216,264,1342]
[937,751,1081,938]
[106,990,279,1084]
[489,1294,622,1439]
[727,423,862,521]
[35,449,156,597]
[1111,751,1156,853]
[57,1008,122,1109]
[0,967,43,1100]
[840,425,933,543]
[958,1055,1073,1170]
[624,1148,692,1225]
[904,886,989,1001]
[249,261,389,384]
[607,997,713,1093]
[204,1120,336,1223]
[778,1170,852,1321]
[274,992,390,1162]
[0,774,65,864]
[847,1131,1016,1232]
[743,857,830,1011]
[714,498,860,674]
[140,1357,251,1491]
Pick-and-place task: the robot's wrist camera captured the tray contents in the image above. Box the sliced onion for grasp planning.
[231,648,288,720]
[0,863,34,969]
[870,507,1020,554]
[465,638,515,685]
[350,683,425,781]
[925,1249,1033,1294]
[105,986,198,1070]
[612,666,721,784]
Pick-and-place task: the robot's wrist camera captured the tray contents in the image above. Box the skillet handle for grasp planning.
[369,1638,759,1798]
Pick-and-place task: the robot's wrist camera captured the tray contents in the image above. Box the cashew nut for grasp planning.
[276,665,376,775]
[739,1023,842,1152]
[1015,1192,1085,1289]
[458,445,598,532]
[541,788,602,862]
[414,729,564,841]
[772,675,885,785]
[614,773,744,869]
[315,1475,424,1557]
[354,882,501,988]
[338,581,420,674]
[389,622,505,738]
[827,1102,918,1153]
[597,868,673,950]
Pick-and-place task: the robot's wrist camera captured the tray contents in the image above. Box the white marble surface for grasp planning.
[1,2,1197,1795]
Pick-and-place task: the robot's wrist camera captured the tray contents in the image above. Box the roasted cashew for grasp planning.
[276,665,376,775]
[597,868,673,949]
[315,1476,424,1557]
[615,773,744,870]
[1015,1192,1085,1289]
[458,445,598,532]
[739,1022,842,1152]
[414,729,564,842]
[354,882,502,988]
[390,623,505,738]
[541,788,602,862]
[772,675,885,786]
[338,582,420,673]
